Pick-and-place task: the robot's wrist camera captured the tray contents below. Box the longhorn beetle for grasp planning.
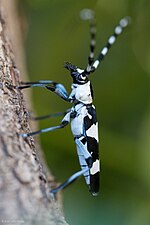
[15,10,130,196]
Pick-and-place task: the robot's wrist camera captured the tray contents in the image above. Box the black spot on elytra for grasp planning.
[89,172,99,194]
[87,137,99,162]
[86,157,93,168]
[84,106,97,131]
[81,137,87,145]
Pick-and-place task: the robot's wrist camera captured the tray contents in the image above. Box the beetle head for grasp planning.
[64,62,88,84]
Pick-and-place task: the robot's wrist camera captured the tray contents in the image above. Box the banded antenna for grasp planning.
[80,9,131,75]
[80,9,96,74]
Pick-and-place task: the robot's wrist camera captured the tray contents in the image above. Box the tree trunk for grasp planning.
[0,0,68,224]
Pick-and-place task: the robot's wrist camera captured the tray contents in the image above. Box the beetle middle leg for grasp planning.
[29,109,70,121]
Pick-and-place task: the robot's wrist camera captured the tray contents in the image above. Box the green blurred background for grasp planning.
[20,0,150,224]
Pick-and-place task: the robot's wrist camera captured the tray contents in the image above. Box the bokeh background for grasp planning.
[20,0,150,224]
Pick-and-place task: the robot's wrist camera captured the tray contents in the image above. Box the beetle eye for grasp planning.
[80,74,87,80]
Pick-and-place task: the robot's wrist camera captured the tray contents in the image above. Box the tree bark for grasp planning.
[0,1,68,224]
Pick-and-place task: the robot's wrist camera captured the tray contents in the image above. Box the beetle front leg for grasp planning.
[14,80,70,102]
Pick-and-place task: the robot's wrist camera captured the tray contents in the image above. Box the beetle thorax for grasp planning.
[69,81,93,104]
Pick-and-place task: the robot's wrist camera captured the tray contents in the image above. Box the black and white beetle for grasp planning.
[15,10,130,196]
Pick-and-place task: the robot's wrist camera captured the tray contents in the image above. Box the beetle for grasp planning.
[15,10,130,196]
